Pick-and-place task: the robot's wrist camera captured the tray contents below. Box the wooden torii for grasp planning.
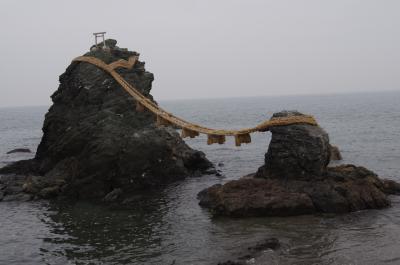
[93,32,107,49]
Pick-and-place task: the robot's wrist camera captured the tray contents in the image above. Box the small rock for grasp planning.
[39,186,59,199]
[217,261,244,265]
[5,185,24,194]
[6,148,31,154]
[220,262,244,265]
[383,179,400,195]
[248,238,280,252]
[330,145,342,161]
[103,188,123,202]
[122,194,143,204]
[2,193,32,202]
[218,238,280,265]
[203,168,218,175]
[22,182,40,194]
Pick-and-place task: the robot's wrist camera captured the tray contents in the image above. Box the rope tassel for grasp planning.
[234,133,251,147]
[207,134,226,145]
[181,128,199,138]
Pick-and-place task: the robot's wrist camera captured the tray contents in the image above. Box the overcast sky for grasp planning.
[0,0,399,107]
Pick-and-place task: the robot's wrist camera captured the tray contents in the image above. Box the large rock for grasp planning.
[256,111,330,180]
[199,111,398,217]
[0,40,213,201]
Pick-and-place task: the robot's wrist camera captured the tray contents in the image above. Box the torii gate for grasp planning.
[93,32,107,49]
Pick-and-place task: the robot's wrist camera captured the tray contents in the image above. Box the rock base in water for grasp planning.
[199,165,395,217]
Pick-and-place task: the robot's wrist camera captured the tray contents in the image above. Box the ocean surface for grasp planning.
[0,91,399,265]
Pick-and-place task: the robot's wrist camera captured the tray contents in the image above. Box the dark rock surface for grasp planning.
[255,111,330,180]
[0,40,213,202]
[199,111,398,217]
[198,178,315,217]
[6,148,31,154]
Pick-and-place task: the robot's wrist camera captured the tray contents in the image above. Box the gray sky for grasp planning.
[0,0,399,107]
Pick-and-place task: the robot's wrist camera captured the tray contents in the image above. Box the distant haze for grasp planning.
[0,0,399,107]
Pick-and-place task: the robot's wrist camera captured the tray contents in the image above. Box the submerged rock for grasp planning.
[217,238,280,265]
[218,262,244,265]
[0,40,213,201]
[103,188,123,202]
[218,261,244,265]
[382,179,400,195]
[6,148,31,154]
[199,111,398,217]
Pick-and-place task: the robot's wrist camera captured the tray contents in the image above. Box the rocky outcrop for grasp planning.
[329,145,342,161]
[0,40,213,202]
[255,111,330,180]
[199,111,398,217]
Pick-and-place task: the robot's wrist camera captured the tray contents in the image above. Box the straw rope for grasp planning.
[73,55,318,146]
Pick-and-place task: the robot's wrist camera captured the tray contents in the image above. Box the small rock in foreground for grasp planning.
[330,145,342,161]
[6,148,31,154]
[217,238,280,265]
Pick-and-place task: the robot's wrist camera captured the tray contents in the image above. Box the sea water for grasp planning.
[0,91,399,265]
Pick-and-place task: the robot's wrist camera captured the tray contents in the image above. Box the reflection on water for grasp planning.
[1,92,400,264]
[2,191,399,265]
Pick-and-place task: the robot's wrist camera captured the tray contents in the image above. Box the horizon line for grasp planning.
[1,89,399,109]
